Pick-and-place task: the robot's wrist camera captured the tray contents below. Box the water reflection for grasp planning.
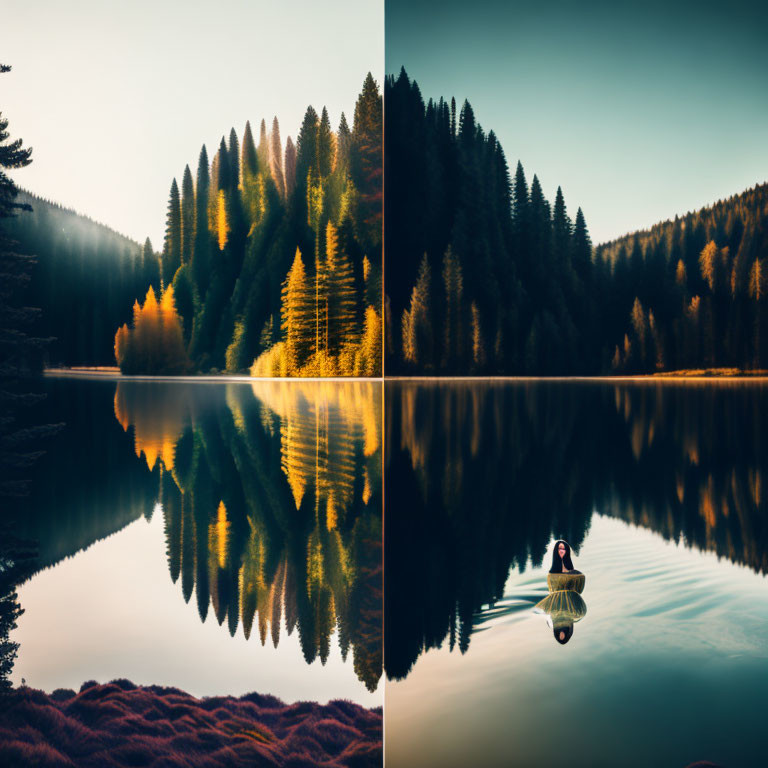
[9,378,381,696]
[535,587,587,645]
[385,381,768,679]
[114,381,382,692]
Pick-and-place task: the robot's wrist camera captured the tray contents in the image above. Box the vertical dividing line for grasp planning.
[381,371,386,765]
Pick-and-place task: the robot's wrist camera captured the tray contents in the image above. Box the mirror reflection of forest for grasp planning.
[13,379,382,694]
[384,380,768,680]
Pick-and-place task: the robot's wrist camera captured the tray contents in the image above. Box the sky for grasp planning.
[1,0,383,247]
[386,0,768,244]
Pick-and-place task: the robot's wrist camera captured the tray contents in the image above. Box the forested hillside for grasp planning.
[596,184,768,373]
[116,73,382,377]
[385,69,595,375]
[4,191,157,367]
[385,69,768,375]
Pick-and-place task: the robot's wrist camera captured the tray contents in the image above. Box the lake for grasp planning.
[385,380,768,768]
[9,375,382,707]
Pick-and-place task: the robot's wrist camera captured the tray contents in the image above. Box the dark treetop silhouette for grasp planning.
[385,69,768,376]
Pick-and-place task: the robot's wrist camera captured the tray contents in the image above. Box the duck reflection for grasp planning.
[535,540,587,644]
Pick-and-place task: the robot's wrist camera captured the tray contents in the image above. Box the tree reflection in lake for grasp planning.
[114,380,382,692]
[385,380,768,679]
[8,378,381,695]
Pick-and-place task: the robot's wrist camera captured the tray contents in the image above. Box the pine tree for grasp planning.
[280,249,314,371]
[442,245,464,369]
[326,220,357,354]
[216,190,229,251]
[351,73,382,251]
[257,119,269,169]
[552,186,571,271]
[269,117,285,199]
[159,285,188,373]
[402,254,433,368]
[228,128,240,192]
[284,136,297,200]
[317,106,334,178]
[241,121,261,227]
[191,145,211,301]
[336,113,351,175]
[358,305,381,376]
[572,207,592,282]
[142,237,160,292]
[296,107,319,187]
[180,165,195,267]
[161,178,181,287]
[216,136,231,193]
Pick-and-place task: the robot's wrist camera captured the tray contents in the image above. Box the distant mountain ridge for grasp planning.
[15,189,142,248]
[5,190,159,366]
[594,182,768,372]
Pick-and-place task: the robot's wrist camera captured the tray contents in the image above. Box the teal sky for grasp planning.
[386,0,768,244]
[1,0,383,247]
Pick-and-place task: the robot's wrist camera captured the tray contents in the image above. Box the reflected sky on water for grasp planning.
[385,380,768,767]
[10,377,382,706]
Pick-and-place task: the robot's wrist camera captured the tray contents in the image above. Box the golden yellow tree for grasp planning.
[280,249,314,372]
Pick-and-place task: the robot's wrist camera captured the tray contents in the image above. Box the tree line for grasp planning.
[386,69,768,375]
[386,69,594,375]
[116,74,382,376]
[596,183,768,373]
[4,191,158,367]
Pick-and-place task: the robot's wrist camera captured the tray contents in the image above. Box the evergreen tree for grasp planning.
[336,113,351,175]
[257,119,269,169]
[280,249,314,371]
[228,128,240,192]
[572,207,592,282]
[241,121,261,226]
[161,178,181,287]
[402,254,433,368]
[269,117,285,199]
[325,220,357,354]
[284,136,297,201]
[191,145,211,301]
[442,245,464,369]
[351,73,382,253]
[180,165,195,267]
[142,237,160,293]
[317,107,334,178]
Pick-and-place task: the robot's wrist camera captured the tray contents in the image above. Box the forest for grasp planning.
[118,74,382,376]
[7,75,382,377]
[7,380,383,693]
[385,69,768,375]
[3,191,157,367]
[8,67,768,377]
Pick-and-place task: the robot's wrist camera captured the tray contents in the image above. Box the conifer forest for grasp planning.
[7,74,383,377]
[385,70,768,376]
[5,68,768,377]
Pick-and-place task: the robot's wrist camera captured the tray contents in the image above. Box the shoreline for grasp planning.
[45,368,768,383]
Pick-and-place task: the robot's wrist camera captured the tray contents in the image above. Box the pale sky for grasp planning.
[1,0,383,247]
[387,0,768,245]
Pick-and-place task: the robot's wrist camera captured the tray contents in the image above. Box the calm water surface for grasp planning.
[385,380,768,768]
[11,376,382,706]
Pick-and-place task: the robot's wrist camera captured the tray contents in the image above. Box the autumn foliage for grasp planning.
[114,286,189,374]
[0,680,382,768]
